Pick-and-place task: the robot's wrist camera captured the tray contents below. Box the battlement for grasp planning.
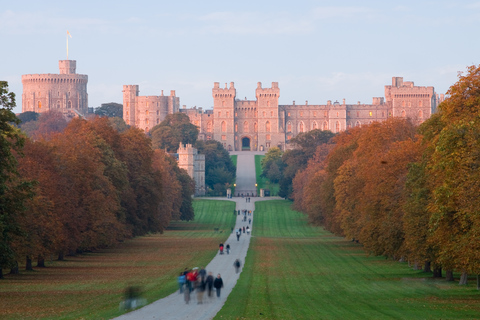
[255,82,280,98]
[213,82,236,98]
[22,73,88,84]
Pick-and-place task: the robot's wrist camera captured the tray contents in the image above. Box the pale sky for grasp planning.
[1,0,479,115]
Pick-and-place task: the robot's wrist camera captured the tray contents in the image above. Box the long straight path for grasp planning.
[113,151,267,320]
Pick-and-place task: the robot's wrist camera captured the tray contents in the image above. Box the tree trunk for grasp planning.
[37,255,45,268]
[423,261,431,273]
[10,261,19,274]
[446,270,454,281]
[459,271,468,285]
[0,268,3,279]
[25,255,33,271]
[58,252,64,261]
[413,261,420,270]
[477,275,480,290]
[433,267,442,278]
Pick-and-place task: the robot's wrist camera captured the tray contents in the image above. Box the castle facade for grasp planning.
[182,77,443,152]
[21,60,88,116]
[122,85,180,132]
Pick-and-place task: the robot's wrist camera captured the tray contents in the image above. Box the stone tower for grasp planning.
[256,82,282,150]
[22,60,88,116]
[177,143,205,196]
[212,82,236,150]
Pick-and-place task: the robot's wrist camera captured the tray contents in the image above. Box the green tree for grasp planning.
[17,111,39,125]
[95,103,123,118]
[0,81,34,278]
[150,113,199,152]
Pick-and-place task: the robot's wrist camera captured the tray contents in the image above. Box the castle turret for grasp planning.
[212,82,236,149]
[59,60,76,74]
[122,85,139,127]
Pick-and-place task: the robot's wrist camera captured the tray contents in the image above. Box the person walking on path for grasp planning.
[206,272,214,297]
[234,259,241,274]
[213,274,224,298]
[226,244,230,254]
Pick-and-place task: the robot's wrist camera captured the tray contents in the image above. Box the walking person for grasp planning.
[178,272,186,294]
[234,259,241,273]
[206,272,214,297]
[213,274,224,298]
[236,230,240,241]
[226,243,230,254]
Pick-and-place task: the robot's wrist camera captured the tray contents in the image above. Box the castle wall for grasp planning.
[22,60,88,116]
[178,143,205,196]
[122,86,179,132]
[187,77,438,152]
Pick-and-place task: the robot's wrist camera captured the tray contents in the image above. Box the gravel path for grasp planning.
[113,152,272,320]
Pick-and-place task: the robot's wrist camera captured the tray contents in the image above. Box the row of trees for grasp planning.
[0,84,195,277]
[263,65,480,284]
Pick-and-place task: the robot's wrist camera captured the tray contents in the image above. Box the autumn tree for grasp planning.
[95,102,123,118]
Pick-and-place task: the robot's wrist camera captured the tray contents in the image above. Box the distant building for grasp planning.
[21,60,88,117]
[122,85,180,132]
[182,78,444,152]
[177,143,205,196]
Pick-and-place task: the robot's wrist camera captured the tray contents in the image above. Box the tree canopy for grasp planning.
[150,113,199,152]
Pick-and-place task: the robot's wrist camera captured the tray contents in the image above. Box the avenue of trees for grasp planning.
[262,65,480,285]
[0,85,195,278]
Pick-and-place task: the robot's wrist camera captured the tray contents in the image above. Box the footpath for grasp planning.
[113,152,266,320]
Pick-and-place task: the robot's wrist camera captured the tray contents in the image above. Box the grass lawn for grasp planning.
[215,200,480,320]
[254,155,279,196]
[0,199,236,320]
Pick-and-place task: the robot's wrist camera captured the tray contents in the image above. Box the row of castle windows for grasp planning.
[401,100,423,107]
[26,78,85,83]
[31,100,73,109]
[215,94,233,98]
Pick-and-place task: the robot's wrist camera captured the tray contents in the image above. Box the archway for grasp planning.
[242,137,251,151]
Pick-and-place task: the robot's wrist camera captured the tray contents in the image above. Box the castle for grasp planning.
[21,60,88,117]
[122,85,180,132]
[177,143,205,196]
[181,78,443,152]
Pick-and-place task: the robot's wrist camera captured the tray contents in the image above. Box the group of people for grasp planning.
[219,243,230,254]
[178,267,224,304]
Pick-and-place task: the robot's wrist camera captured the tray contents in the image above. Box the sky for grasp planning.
[1,0,480,115]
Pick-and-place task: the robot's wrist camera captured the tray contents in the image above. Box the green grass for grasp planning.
[215,200,480,320]
[0,199,236,320]
[255,155,280,196]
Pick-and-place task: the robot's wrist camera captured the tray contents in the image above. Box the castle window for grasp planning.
[287,121,292,132]
[347,111,350,116]
[337,112,339,117]
[254,122,257,132]
[300,111,303,117]
[226,112,229,117]
[267,101,270,107]
[356,121,361,127]
[357,111,359,117]
[266,134,271,141]
[288,112,291,117]
[299,122,304,133]
[146,127,149,132]
[408,102,412,107]
[222,101,225,107]
[347,122,352,129]
[126,111,129,116]
[287,134,292,140]
[419,101,423,107]
[382,111,385,117]
[314,111,317,117]
[324,111,328,117]
[38,101,42,109]
[146,110,149,115]
[312,121,317,129]
[419,110,423,118]
[323,121,328,130]
[402,101,405,107]
[270,111,273,116]
[146,119,149,124]
[58,91,60,97]
[244,121,249,132]
[157,111,159,115]
[369,111,373,117]
[402,110,406,117]
[221,135,226,141]
[235,123,238,132]
[336,121,340,133]
[57,101,60,109]
[265,121,271,132]
[207,121,212,133]
[221,121,226,132]
[245,111,247,117]
[68,101,72,109]
[157,119,159,124]
[218,112,221,117]
[263,111,266,117]
[235,112,238,117]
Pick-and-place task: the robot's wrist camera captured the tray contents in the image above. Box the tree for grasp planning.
[195,140,236,195]
[95,103,123,118]
[150,113,199,152]
[0,81,33,278]
[17,111,39,125]
[261,147,283,183]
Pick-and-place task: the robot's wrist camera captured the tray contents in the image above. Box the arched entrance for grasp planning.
[242,137,251,151]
